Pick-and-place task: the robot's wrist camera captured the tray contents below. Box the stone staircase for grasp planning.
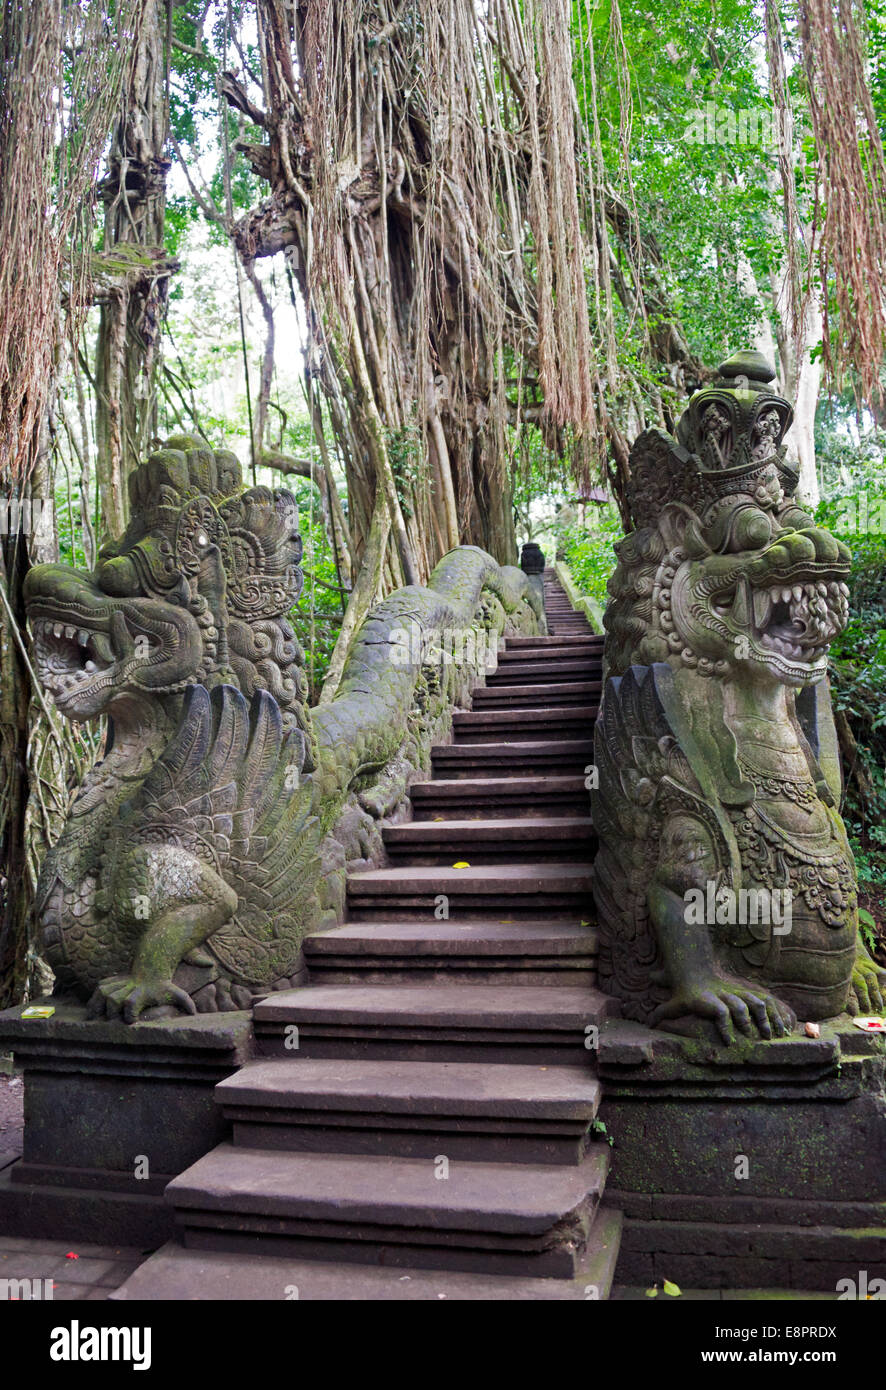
[114,571,624,1300]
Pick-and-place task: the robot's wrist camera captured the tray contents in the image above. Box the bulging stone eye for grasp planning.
[98,555,140,597]
[732,508,772,551]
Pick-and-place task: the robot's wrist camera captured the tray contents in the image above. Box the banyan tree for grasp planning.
[225,0,613,691]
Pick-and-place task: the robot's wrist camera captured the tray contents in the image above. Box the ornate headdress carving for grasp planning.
[627,352,797,531]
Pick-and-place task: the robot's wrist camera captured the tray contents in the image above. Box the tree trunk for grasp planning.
[771,259,822,508]
[94,0,171,541]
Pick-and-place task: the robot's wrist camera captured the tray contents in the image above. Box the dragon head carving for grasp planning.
[606,352,851,688]
[26,435,313,757]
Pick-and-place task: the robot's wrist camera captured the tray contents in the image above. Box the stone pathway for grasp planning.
[0,1236,146,1300]
[613,1285,839,1301]
[1,1064,145,1299]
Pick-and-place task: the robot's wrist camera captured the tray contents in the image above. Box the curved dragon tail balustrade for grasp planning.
[24,435,545,1023]
[592,351,885,1044]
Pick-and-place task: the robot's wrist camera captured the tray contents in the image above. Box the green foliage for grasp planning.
[164,193,201,260]
[591,1117,615,1147]
[53,477,91,570]
[286,482,345,704]
[555,508,624,611]
[581,0,790,392]
[815,426,886,950]
[386,424,423,520]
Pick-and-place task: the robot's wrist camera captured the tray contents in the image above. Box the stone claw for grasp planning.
[87,975,197,1023]
[850,957,886,1016]
[649,978,796,1046]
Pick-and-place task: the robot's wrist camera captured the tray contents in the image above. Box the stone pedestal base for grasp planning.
[598,1018,886,1291]
[0,1002,252,1246]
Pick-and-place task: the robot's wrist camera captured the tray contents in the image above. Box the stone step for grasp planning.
[505,634,600,648]
[112,1208,624,1300]
[253,983,616,1063]
[382,815,595,864]
[452,707,597,743]
[165,1143,611,1277]
[410,775,589,819]
[486,659,600,684]
[471,680,601,709]
[214,1059,602,1164]
[431,739,593,779]
[346,861,594,920]
[496,645,601,663]
[304,918,597,986]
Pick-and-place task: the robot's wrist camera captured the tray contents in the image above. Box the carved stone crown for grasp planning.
[628,351,798,530]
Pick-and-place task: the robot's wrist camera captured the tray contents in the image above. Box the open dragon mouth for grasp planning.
[25,563,206,720]
[30,617,117,710]
[712,574,849,676]
[754,579,849,661]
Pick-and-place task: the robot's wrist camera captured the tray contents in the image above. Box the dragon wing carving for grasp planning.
[131,683,322,986]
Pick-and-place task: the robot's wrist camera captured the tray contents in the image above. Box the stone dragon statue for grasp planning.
[25,438,321,1022]
[25,436,544,1022]
[592,352,885,1045]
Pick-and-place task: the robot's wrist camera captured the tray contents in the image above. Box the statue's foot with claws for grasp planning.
[87,974,197,1024]
[650,976,797,1046]
[849,954,886,1016]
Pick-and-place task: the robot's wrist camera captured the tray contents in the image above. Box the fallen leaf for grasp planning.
[663,1279,681,1297]
[645,1285,658,1298]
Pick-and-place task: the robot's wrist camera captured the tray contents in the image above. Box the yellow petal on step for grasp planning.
[662,1280,682,1297]
[452,861,470,869]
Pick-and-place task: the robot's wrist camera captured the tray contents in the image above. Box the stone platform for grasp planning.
[597,1017,886,1291]
[0,1003,252,1246]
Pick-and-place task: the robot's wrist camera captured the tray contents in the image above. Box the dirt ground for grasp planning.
[0,1071,24,1154]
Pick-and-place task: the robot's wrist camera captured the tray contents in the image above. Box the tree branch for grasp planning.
[169,132,225,225]
[220,69,267,128]
[172,36,213,61]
